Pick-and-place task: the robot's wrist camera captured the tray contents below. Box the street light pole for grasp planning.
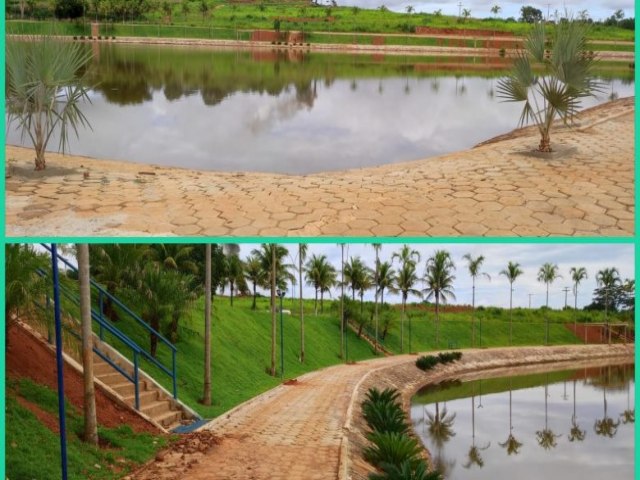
[277,289,285,378]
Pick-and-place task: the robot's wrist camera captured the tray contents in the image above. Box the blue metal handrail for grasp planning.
[38,246,178,400]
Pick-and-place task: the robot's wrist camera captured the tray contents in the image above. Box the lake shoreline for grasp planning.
[5,96,634,237]
[6,33,634,60]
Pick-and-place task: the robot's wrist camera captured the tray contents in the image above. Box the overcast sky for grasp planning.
[335,0,633,22]
[236,242,634,309]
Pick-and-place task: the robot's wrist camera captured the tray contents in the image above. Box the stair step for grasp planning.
[154,409,183,428]
[141,400,172,418]
[96,371,130,385]
[123,390,159,407]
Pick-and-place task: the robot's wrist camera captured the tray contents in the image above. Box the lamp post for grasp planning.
[277,289,286,378]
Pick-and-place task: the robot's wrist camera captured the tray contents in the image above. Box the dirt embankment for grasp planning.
[344,344,634,480]
[6,323,159,434]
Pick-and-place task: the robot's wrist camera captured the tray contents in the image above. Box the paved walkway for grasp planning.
[127,344,633,480]
[6,97,634,237]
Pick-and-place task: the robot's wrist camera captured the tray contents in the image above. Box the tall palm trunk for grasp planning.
[203,245,212,405]
[471,278,476,347]
[251,281,257,310]
[229,281,234,306]
[509,282,514,345]
[401,293,406,353]
[270,245,277,376]
[299,245,304,363]
[314,288,318,315]
[320,290,324,313]
[78,244,98,445]
[545,284,549,345]
[435,293,440,346]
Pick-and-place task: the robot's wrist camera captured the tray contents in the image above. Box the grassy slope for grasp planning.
[6,378,168,480]
[106,295,378,419]
[6,3,634,42]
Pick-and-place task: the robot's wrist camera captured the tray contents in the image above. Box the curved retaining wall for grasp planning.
[341,344,634,480]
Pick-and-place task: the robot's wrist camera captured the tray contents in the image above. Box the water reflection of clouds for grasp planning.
[411,371,634,480]
[5,73,634,175]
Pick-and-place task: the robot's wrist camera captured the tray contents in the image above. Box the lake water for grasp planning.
[410,363,634,480]
[5,43,635,174]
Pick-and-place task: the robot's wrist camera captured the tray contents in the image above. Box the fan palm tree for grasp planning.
[393,262,421,353]
[6,37,93,170]
[497,20,601,152]
[569,266,588,335]
[537,262,561,345]
[244,254,264,310]
[463,253,490,347]
[424,250,456,346]
[500,261,524,345]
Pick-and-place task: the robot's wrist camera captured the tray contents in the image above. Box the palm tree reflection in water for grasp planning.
[536,375,561,450]
[499,378,523,455]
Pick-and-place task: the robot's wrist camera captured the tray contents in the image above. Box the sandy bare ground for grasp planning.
[126,344,633,480]
[5,97,634,237]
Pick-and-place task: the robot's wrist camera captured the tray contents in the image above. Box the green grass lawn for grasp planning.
[6,378,169,480]
[6,4,634,42]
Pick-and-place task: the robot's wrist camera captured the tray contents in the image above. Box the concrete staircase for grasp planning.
[91,340,200,432]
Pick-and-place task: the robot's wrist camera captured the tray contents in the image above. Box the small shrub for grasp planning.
[363,401,409,434]
[73,36,77,40]
[415,355,438,371]
[499,48,506,57]
[364,432,423,469]
[112,36,116,40]
[369,459,443,480]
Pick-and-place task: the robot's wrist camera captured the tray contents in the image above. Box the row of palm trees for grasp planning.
[225,244,626,350]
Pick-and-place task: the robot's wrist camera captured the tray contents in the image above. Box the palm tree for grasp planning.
[90,244,144,322]
[536,379,560,449]
[137,265,178,357]
[594,385,620,438]
[499,379,523,455]
[497,20,601,152]
[464,386,490,468]
[596,268,621,336]
[424,250,456,347]
[252,244,293,376]
[343,257,368,302]
[372,243,381,353]
[568,380,586,442]
[77,244,97,446]
[425,402,457,450]
[306,254,337,314]
[5,244,49,345]
[500,261,524,345]
[376,261,396,308]
[225,253,244,307]
[298,243,308,362]
[167,273,196,342]
[6,37,93,170]
[391,245,421,353]
[202,244,212,406]
[537,262,561,345]
[146,244,198,276]
[463,254,490,347]
[393,262,421,353]
[244,254,264,310]
[569,266,588,335]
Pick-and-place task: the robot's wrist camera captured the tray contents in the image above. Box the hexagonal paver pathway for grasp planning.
[5,97,634,237]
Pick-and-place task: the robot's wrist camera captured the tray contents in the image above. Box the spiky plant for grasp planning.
[364,432,423,470]
[497,20,601,152]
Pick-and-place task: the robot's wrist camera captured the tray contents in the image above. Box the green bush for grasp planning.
[415,355,439,371]
[369,459,442,480]
[363,387,408,434]
[364,432,423,469]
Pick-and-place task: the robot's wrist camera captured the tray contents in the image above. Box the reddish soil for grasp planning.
[14,395,61,433]
[6,324,159,434]
[415,26,515,37]
[565,323,634,344]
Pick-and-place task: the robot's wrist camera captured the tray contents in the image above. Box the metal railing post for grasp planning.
[172,349,177,399]
[98,291,104,340]
[133,351,140,410]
